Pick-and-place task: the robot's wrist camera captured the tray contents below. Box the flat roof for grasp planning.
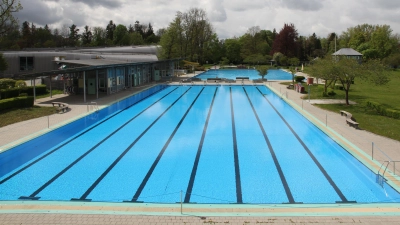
[23,58,181,79]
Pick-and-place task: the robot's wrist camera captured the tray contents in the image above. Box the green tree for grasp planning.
[68,24,80,46]
[92,27,106,46]
[0,53,8,72]
[311,57,390,105]
[81,25,93,46]
[158,8,215,64]
[106,20,116,41]
[0,0,22,36]
[224,38,242,64]
[129,32,144,45]
[256,65,269,80]
[113,24,127,45]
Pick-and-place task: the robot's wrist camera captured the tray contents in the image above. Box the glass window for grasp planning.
[19,57,34,71]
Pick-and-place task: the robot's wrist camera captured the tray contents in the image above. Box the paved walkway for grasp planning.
[1,74,400,224]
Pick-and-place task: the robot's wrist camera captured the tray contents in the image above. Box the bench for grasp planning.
[207,78,222,83]
[52,102,69,113]
[340,110,352,119]
[346,119,359,129]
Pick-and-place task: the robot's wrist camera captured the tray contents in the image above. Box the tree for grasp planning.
[158,8,215,64]
[129,32,144,45]
[256,65,269,80]
[68,24,80,46]
[0,0,22,36]
[311,57,390,105]
[113,24,127,45]
[92,27,106,46]
[224,38,241,64]
[0,53,8,72]
[81,25,93,46]
[106,20,116,41]
[271,23,299,57]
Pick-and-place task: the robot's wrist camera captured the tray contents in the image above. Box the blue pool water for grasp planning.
[194,69,293,80]
[1,84,399,204]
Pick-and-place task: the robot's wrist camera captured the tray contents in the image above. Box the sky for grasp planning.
[14,0,400,39]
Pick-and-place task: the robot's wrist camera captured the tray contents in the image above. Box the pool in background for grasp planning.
[194,69,293,80]
[0,84,399,204]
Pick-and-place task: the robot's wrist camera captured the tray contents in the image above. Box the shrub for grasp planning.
[366,100,400,119]
[0,78,16,89]
[0,85,47,99]
[0,96,34,111]
[295,76,305,82]
[15,80,27,87]
[327,89,336,96]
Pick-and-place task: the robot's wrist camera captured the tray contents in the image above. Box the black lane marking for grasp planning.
[230,87,243,203]
[130,87,205,202]
[255,86,349,203]
[2,86,177,186]
[242,87,295,204]
[184,87,218,203]
[17,87,179,199]
[76,87,192,201]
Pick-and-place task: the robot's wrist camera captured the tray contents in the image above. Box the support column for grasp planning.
[96,70,99,99]
[49,75,52,98]
[83,71,86,103]
[33,78,36,102]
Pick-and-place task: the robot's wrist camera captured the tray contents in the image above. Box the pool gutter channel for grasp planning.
[264,83,400,193]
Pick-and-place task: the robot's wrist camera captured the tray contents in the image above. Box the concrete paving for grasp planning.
[1,73,400,224]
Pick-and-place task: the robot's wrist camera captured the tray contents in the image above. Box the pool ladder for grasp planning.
[376,161,390,187]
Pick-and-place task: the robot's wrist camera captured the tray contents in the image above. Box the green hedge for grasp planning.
[366,101,400,119]
[0,96,34,111]
[0,85,47,99]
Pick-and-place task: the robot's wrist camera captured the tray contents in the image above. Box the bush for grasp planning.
[366,100,400,119]
[0,78,16,89]
[0,96,34,111]
[295,76,305,82]
[0,85,47,99]
[15,80,27,87]
[0,88,20,99]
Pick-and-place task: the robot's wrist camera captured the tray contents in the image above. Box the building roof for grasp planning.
[332,48,362,56]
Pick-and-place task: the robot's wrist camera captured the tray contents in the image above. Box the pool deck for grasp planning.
[1,73,400,224]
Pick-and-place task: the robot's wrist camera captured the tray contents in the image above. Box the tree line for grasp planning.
[0,20,160,49]
[158,9,400,68]
[0,2,399,68]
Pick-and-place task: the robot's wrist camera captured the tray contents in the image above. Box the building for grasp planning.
[332,48,363,61]
[0,46,181,101]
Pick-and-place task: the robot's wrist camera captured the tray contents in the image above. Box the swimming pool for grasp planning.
[0,85,399,204]
[194,69,293,80]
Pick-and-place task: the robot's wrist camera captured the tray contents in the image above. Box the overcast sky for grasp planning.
[14,0,400,39]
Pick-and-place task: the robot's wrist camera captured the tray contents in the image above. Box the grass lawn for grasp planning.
[0,106,56,128]
[0,89,62,128]
[285,70,400,141]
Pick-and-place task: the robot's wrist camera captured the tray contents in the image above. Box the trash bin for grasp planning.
[307,77,314,85]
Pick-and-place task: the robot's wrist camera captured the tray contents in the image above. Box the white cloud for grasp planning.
[14,0,400,40]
